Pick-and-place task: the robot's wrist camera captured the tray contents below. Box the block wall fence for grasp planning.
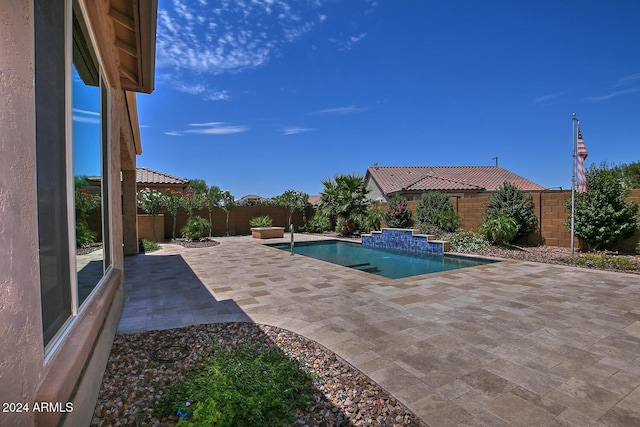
[134,189,639,250]
[379,189,640,250]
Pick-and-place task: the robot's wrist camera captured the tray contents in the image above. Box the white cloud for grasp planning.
[72,108,100,124]
[186,122,248,134]
[205,90,231,101]
[314,105,364,115]
[164,131,184,136]
[586,88,640,102]
[282,126,313,135]
[330,32,367,51]
[156,1,328,76]
[615,72,640,87]
[532,92,563,105]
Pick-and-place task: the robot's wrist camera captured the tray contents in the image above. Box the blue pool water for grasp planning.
[269,240,497,279]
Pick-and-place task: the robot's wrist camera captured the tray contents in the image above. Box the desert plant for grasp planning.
[203,185,222,237]
[317,174,369,235]
[365,202,385,232]
[449,230,490,253]
[565,165,639,252]
[182,217,211,240]
[384,196,412,228]
[485,181,537,241]
[479,209,519,244]
[249,216,273,228]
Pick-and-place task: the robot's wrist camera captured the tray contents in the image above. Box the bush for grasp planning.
[76,221,97,247]
[416,192,452,223]
[566,165,639,252]
[449,230,490,253]
[365,203,385,232]
[431,210,462,232]
[140,239,160,253]
[484,182,537,241]
[249,216,273,228]
[384,196,412,228]
[479,210,519,244]
[155,342,317,426]
[305,214,331,233]
[560,252,640,272]
[182,217,211,240]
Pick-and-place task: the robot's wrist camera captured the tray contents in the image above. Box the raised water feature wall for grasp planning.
[362,228,450,254]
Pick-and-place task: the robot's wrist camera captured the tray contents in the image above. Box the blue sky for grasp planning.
[132,0,640,198]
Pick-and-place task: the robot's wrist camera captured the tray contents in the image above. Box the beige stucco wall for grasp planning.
[0,2,46,426]
[0,1,145,425]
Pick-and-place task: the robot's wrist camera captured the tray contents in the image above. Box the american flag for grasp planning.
[576,126,588,193]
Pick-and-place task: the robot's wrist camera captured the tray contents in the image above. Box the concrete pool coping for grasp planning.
[119,233,640,426]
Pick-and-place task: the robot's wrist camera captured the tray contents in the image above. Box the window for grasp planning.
[35,0,111,349]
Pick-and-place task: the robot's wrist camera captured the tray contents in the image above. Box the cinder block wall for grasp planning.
[376,189,640,249]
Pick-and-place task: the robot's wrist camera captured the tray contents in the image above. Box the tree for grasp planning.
[274,189,309,230]
[484,181,537,241]
[566,164,639,252]
[163,188,183,239]
[203,185,222,237]
[137,188,164,241]
[219,190,235,236]
[605,160,640,189]
[182,189,206,219]
[187,178,208,195]
[318,174,369,235]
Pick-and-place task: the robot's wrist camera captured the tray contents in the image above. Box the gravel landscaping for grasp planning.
[91,323,426,426]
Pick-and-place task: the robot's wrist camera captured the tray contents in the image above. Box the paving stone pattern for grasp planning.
[120,234,640,426]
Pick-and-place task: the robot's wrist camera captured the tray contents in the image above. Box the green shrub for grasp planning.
[565,165,639,252]
[140,239,160,252]
[449,230,490,253]
[155,342,317,426]
[249,216,273,228]
[485,182,537,240]
[182,217,211,240]
[479,210,519,244]
[416,192,452,223]
[560,252,640,272]
[431,210,462,232]
[365,203,385,232]
[305,214,331,233]
[76,221,97,247]
[384,196,412,228]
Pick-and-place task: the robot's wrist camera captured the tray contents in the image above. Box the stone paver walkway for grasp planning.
[119,234,640,426]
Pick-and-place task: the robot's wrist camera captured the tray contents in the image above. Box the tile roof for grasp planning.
[367,166,545,194]
[136,167,189,185]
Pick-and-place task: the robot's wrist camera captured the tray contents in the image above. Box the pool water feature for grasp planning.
[269,240,496,279]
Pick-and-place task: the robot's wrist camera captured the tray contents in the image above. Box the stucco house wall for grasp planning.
[0,1,156,425]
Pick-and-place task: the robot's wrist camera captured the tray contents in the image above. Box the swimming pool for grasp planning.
[268,240,497,279]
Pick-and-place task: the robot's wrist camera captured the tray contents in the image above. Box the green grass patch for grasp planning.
[154,342,318,426]
[560,252,640,272]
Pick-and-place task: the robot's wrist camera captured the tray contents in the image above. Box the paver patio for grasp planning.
[119,234,640,426]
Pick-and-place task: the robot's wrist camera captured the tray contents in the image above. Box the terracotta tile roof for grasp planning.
[136,167,189,185]
[367,166,544,194]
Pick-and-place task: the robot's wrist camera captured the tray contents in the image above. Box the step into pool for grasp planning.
[268,240,497,279]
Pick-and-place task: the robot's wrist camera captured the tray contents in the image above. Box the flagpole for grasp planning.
[570,113,577,257]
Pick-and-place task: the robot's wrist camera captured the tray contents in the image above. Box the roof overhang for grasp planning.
[107,0,157,93]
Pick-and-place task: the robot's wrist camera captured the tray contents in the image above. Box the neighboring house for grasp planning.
[136,167,190,193]
[238,194,272,204]
[365,165,545,201]
[1,1,157,426]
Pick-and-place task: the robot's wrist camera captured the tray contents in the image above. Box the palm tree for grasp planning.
[318,174,369,235]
